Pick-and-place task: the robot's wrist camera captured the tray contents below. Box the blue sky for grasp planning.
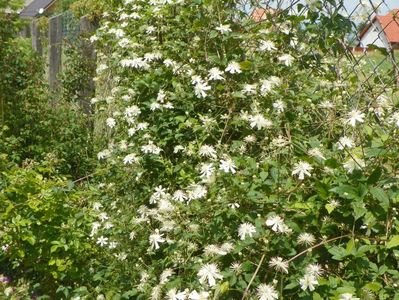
[269,0,398,15]
[344,0,398,14]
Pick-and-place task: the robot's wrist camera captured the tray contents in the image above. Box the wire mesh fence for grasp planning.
[28,11,95,90]
[237,0,399,105]
[61,10,81,42]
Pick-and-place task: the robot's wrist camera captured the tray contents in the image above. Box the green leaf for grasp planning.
[330,185,358,199]
[22,235,36,245]
[3,203,14,217]
[367,167,382,185]
[240,60,252,70]
[219,281,229,294]
[346,239,355,255]
[175,115,186,123]
[364,125,373,136]
[355,245,371,257]
[315,182,329,199]
[112,294,121,300]
[313,293,323,300]
[259,171,268,181]
[284,281,298,290]
[290,202,311,210]
[370,187,389,211]
[336,286,356,294]
[18,249,25,258]
[50,245,59,253]
[73,286,88,294]
[352,202,367,220]
[122,290,138,299]
[327,246,347,261]
[325,203,335,214]
[365,147,386,158]
[209,30,218,38]
[363,282,382,292]
[387,235,399,249]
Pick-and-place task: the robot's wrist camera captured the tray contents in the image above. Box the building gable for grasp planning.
[20,0,56,17]
[359,19,390,49]
[358,9,399,49]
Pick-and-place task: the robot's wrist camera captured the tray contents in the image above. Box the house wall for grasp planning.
[359,21,390,49]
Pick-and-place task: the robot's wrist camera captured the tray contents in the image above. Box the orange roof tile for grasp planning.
[251,7,277,22]
[359,9,399,44]
[376,9,399,43]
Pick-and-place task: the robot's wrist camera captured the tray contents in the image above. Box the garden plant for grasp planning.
[1,0,399,299]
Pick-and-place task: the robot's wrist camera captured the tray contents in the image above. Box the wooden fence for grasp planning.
[29,14,96,93]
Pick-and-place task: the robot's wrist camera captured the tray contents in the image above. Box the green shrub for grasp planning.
[0,159,96,297]
[85,0,399,299]
[0,275,32,300]
[0,3,95,178]
[2,0,399,299]
[0,43,94,177]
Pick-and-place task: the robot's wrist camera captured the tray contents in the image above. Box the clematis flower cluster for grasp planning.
[86,0,398,298]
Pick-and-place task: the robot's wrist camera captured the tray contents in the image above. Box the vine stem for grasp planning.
[240,234,350,300]
[337,140,364,169]
[287,234,350,263]
[73,172,96,184]
[240,254,265,300]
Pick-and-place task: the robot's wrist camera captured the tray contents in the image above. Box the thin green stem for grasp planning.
[287,234,351,263]
[240,254,265,300]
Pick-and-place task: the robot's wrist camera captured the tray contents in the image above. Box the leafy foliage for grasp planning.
[0,1,94,178]
[0,158,96,298]
[85,0,399,299]
[59,38,96,108]
[2,0,399,299]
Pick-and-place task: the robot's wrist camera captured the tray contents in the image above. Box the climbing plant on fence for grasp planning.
[2,0,399,299]
[85,0,399,299]
[0,2,96,184]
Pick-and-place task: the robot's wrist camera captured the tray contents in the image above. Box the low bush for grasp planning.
[0,158,96,298]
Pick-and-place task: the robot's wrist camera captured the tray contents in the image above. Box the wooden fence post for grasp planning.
[30,19,42,56]
[48,15,63,89]
[79,16,96,114]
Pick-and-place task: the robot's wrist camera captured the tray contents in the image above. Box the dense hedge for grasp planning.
[2,0,399,299]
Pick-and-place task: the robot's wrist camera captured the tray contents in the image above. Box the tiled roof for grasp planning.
[359,9,399,44]
[20,0,56,17]
[376,9,399,43]
[251,7,278,22]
